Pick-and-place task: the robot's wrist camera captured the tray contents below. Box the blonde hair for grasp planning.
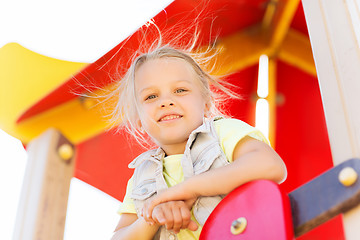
[106,44,240,146]
[90,16,240,147]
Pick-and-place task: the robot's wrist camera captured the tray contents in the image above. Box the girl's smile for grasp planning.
[134,58,209,155]
[158,114,183,122]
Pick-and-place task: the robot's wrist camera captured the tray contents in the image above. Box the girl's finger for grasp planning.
[146,198,162,220]
[179,205,191,229]
[162,205,174,230]
[171,205,183,233]
[143,199,155,223]
[152,206,165,225]
[142,208,154,225]
[187,220,199,232]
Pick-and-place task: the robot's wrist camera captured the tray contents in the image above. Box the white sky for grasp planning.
[0,0,172,239]
[0,0,173,62]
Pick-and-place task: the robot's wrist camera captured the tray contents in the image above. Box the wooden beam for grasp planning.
[277,29,316,76]
[268,57,277,147]
[290,158,360,237]
[302,0,360,239]
[13,129,75,240]
[16,96,110,144]
[206,0,304,76]
[263,0,301,56]
[262,0,279,30]
[201,26,267,76]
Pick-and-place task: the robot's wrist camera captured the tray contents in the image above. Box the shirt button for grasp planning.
[169,234,176,240]
[141,188,148,194]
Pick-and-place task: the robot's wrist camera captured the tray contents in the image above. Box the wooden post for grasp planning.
[268,57,277,148]
[302,0,360,239]
[13,129,75,240]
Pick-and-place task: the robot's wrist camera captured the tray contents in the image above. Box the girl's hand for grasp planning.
[151,201,198,233]
[143,183,198,222]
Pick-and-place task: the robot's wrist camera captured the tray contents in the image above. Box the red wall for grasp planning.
[276,61,344,240]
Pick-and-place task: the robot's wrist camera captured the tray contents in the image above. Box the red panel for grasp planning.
[17,0,267,123]
[75,130,144,201]
[297,216,344,240]
[200,180,294,240]
[290,2,309,36]
[225,64,258,125]
[276,61,333,190]
[275,61,345,239]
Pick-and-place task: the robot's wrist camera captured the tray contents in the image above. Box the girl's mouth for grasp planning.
[158,114,182,122]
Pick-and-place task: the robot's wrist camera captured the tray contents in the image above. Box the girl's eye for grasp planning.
[145,94,157,101]
[175,89,187,93]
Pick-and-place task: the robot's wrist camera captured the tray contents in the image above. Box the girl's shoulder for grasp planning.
[213,117,252,128]
[213,117,269,145]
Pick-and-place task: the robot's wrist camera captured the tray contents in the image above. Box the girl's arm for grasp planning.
[111,213,159,240]
[186,136,286,196]
[143,136,286,220]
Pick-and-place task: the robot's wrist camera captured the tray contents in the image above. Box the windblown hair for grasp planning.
[101,20,240,147]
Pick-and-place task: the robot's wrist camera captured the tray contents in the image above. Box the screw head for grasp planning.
[58,143,74,162]
[339,167,358,186]
[230,217,247,235]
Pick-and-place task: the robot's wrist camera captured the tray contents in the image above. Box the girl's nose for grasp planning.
[159,93,175,108]
[161,102,174,108]
[160,97,175,108]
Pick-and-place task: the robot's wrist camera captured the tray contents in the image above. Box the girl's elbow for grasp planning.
[267,155,287,183]
[252,140,287,183]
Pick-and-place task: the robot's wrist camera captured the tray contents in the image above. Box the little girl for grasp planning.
[110,46,286,240]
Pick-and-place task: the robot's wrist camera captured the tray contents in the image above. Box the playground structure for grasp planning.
[1,0,360,239]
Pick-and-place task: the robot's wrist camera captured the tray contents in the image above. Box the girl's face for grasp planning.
[135,58,209,155]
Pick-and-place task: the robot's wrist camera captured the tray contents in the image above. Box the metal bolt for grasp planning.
[58,143,74,162]
[230,217,247,235]
[339,167,358,186]
[80,96,96,110]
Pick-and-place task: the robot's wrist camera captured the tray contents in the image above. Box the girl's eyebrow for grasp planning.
[138,87,154,95]
[176,79,192,85]
[138,80,193,94]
